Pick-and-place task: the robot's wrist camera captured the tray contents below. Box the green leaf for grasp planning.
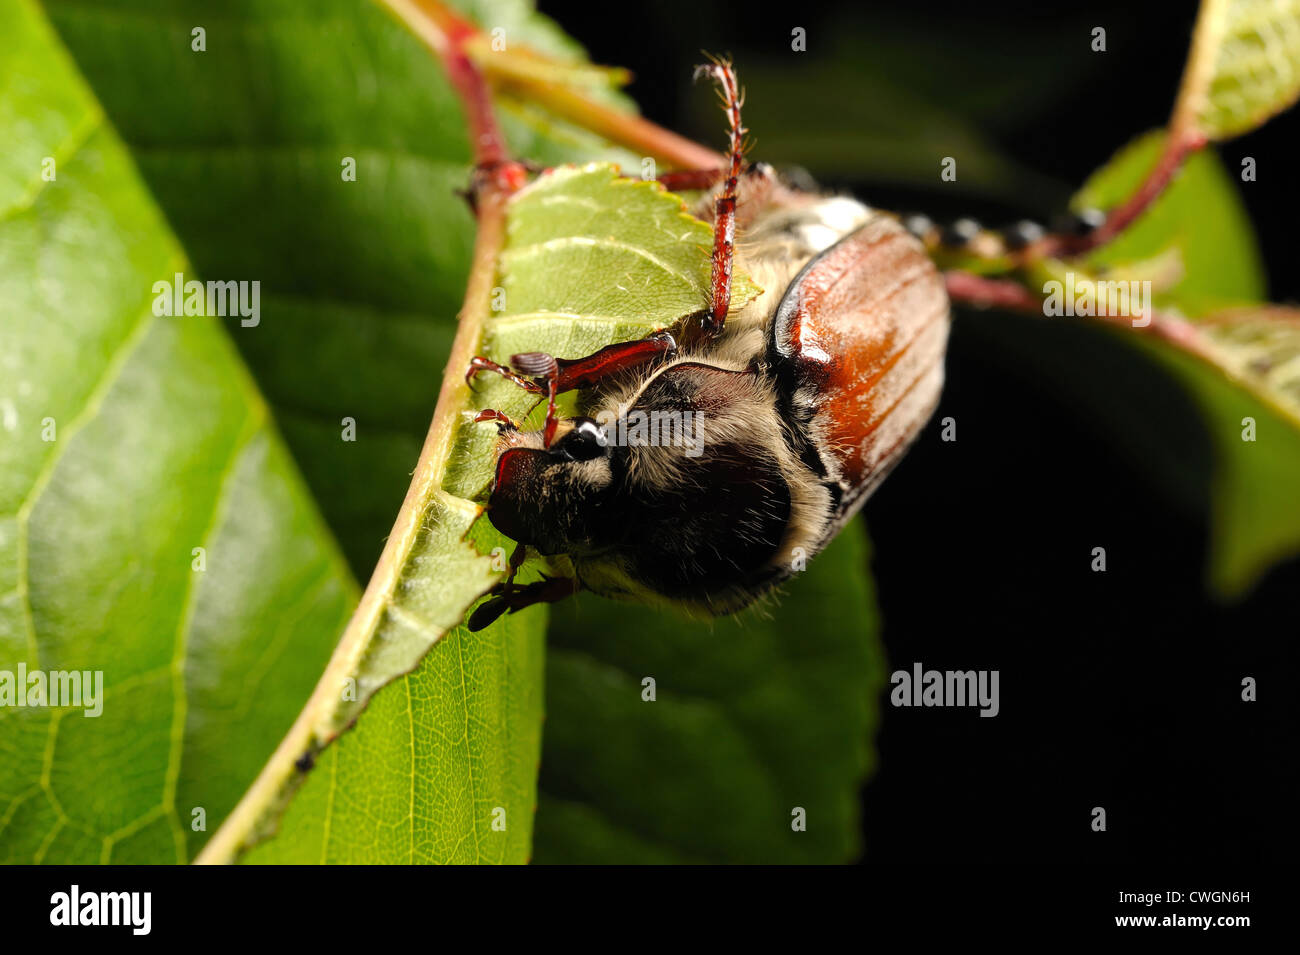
[240,608,546,863]
[230,160,759,863]
[34,0,667,866]
[1173,0,1300,141]
[42,0,642,579]
[1073,132,1300,594]
[0,0,355,863]
[534,523,884,864]
[31,0,823,865]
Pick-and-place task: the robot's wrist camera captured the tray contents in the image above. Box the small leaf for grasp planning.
[1173,0,1300,141]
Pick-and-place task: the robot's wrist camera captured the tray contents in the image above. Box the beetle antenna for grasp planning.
[694,54,746,341]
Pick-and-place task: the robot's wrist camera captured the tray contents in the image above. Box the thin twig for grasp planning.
[1023,130,1208,261]
[945,269,1230,373]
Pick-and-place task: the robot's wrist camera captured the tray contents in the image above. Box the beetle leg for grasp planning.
[494,541,528,596]
[513,333,677,445]
[467,331,677,447]
[693,56,746,342]
[469,332,676,397]
[466,355,545,394]
[504,352,561,446]
[467,574,580,632]
[473,408,522,431]
[544,330,677,391]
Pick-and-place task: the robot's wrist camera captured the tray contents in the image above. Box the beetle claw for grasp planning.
[474,409,520,432]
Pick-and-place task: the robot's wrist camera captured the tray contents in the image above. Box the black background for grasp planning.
[540,0,1296,864]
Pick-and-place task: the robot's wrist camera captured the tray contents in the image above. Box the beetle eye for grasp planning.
[552,417,607,462]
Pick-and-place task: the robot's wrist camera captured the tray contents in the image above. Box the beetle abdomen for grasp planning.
[769,213,951,522]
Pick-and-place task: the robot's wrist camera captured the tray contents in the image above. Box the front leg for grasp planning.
[467,575,580,631]
[692,57,747,344]
[467,329,677,446]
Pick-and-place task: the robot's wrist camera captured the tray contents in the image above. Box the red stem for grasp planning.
[391,0,516,175]
[943,271,1043,312]
[1031,129,1208,260]
[943,269,1212,358]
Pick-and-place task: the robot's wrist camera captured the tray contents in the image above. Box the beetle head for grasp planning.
[487,417,615,556]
